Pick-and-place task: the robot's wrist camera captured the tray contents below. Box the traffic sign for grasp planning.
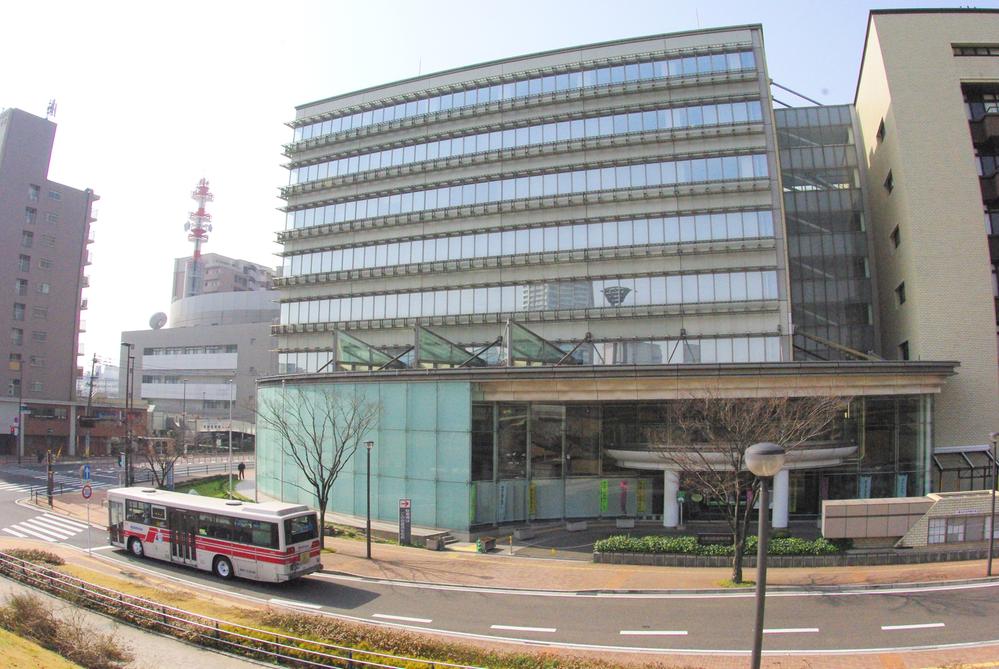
[82,464,91,481]
[81,484,93,500]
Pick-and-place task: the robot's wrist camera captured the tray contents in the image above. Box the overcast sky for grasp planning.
[2,0,996,363]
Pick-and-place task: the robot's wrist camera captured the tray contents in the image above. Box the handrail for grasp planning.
[0,550,481,669]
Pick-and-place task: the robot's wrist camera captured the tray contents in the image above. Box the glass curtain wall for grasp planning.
[775,105,878,360]
[470,395,931,526]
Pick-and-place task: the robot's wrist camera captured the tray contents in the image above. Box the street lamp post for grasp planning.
[181,379,187,456]
[988,432,998,577]
[745,442,787,669]
[227,379,234,499]
[365,440,374,559]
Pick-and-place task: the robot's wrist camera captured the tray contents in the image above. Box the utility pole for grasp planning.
[16,362,24,466]
[121,342,135,486]
[46,449,53,506]
[81,354,98,457]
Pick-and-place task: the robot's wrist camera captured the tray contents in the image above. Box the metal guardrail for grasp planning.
[0,550,480,669]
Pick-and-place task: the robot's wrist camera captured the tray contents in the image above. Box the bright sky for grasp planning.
[2,0,996,363]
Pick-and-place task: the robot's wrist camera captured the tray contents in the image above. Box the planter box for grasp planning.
[593,546,989,568]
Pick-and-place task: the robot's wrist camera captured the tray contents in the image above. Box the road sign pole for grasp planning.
[86,495,91,555]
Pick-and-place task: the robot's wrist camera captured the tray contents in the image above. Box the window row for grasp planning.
[289,100,764,185]
[293,50,756,142]
[279,270,780,325]
[927,515,998,544]
[285,153,770,230]
[278,334,782,375]
[282,210,775,277]
[142,345,237,355]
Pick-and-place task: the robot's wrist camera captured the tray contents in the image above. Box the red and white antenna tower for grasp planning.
[183,178,214,298]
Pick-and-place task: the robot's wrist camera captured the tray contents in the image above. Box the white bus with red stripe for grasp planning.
[107,487,321,582]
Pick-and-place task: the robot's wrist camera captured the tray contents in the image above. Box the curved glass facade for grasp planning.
[280,269,779,326]
[281,210,775,277]
[292,50,756,143]
[289,100,764,185]
[285,154,769,230]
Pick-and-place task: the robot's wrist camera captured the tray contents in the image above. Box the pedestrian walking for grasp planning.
[237,461,246,480]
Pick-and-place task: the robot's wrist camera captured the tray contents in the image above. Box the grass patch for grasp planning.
[326,523,399,546]
[173,475,251,501]
[717,579,755,588]
[0,593,132,668]
[0,627,82,669]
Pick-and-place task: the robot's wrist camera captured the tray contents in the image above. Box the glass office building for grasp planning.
[260,27,956,535]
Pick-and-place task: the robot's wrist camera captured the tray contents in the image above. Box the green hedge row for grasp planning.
[593,534,842,556]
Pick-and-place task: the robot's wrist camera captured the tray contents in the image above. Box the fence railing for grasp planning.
[0,550,480,669]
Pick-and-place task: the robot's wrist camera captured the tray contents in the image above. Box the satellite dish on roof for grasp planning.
[149,312,168,330]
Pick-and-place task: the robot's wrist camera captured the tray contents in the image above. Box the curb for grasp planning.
[318,567,999,596]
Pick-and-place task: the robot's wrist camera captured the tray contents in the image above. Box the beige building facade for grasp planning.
[855,9,999,449]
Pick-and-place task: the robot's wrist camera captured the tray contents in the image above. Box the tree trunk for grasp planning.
[731,532,745,584]
[318,507,326,550]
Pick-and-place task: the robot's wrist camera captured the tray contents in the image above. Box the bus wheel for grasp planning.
[213,556,234,580]
[128,538,144,558]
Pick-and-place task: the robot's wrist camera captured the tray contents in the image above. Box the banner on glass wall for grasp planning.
[599,480,609,513]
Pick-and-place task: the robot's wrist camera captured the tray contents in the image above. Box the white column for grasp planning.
[663,470,679,528]
[772,468,789,529]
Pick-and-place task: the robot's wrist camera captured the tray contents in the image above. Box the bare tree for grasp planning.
[256,386,380,547]
[138,437,184,489]
[648,395,850,583]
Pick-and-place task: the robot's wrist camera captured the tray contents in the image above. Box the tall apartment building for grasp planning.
[260,27,955,534]
[855,9,999,451]
[171,253,274,303]
[0,108,98,455]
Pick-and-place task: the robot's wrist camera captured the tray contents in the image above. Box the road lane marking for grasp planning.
[1,527,27,538]
[30,517,80,536]
[764,628,820,634]
[90,545,115,551]
[491,625,557,633]
[8,524,56,542]
[268,598,322,610]
[372,614,432,624]
[620,630,688,636]
[882,622,945,631]
[18,520,72,540]
[42,514,89,531]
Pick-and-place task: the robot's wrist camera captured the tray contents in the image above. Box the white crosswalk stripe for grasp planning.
[1,513,90,543]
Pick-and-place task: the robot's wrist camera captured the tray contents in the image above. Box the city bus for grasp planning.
[106,487,321,582]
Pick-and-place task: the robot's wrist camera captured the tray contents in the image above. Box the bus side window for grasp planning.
[198,513,212,536]
[214,515,234,541]
[233,519,253,544]
[250,521,278,549]
[126,500,151,524]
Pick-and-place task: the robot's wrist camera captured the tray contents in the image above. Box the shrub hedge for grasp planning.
[593,534,841,556]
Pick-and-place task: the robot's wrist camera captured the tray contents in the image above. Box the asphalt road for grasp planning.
[1,467,998,656]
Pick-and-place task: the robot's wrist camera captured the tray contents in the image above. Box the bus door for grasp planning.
[108,500,124,545]
[168,509,198,565]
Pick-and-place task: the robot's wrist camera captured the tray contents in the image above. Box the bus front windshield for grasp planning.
[284,513,318,545]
